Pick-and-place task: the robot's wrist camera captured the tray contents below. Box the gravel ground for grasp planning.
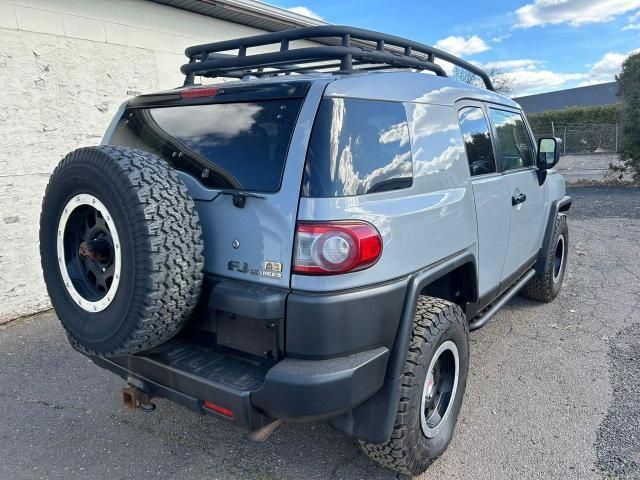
[0,186,639,480]
[556,154,618,183]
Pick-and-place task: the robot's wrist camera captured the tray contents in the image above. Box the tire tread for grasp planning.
[359,296,467,476]
[42,146,204,355]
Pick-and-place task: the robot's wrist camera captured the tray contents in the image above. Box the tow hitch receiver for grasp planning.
[122,384,156,412]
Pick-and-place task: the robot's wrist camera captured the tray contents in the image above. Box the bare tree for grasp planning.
[451,65,514,96]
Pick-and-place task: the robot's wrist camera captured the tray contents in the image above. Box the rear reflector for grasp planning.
[293,221,382,275]
[181,86,219,98]
[203,400,234,417]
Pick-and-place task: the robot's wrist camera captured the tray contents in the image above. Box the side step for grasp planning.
[469,269,536,331]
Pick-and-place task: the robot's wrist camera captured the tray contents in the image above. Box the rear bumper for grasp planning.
[91,342,388,431]
[251,347,388,420]
[90,276,403,432]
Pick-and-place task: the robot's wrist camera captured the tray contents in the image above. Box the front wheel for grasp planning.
[521,214,568,302]
[359,296,469,476]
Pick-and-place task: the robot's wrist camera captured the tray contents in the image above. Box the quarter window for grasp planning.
[489,109,534,171]
[458,107,496,176]
[302,98,413,197]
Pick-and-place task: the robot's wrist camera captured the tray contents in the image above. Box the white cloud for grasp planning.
[515,0,640,28]
[483,59,543,71]
[465,59,584,95]
[495,49,638,94]
[434,35,490,57]
[286,6,323,20]
[623,9,640,28]
[492,33,512,43]
[505,69,586,95]
[579,49,639,85]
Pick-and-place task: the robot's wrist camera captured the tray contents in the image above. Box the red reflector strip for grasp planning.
[181,86,219,98]
[203,401,234,418]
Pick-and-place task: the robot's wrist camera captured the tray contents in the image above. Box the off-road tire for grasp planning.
[40,146,204,356]
[359,297,469,476]
[521,214,568,302]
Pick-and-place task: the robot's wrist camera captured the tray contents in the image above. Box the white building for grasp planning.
[0,0,324,321]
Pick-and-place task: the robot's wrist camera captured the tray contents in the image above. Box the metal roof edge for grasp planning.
[149,0,327,32]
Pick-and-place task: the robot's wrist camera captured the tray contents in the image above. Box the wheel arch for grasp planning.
[535,195,571,275]
[328,250,477,443]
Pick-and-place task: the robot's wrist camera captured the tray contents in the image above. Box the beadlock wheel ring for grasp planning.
[56,194,122,313]
[420,340,460,438]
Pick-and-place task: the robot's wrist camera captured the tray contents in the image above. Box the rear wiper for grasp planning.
[210,189,265,208]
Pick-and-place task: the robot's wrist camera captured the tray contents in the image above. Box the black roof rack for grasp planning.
[181,26,495,91]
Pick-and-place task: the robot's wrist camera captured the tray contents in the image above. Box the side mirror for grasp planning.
[537,137,561,170]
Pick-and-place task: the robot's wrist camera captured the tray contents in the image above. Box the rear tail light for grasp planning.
[293,222,382,275]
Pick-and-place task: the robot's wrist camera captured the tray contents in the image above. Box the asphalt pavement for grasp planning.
[0,185,638,480]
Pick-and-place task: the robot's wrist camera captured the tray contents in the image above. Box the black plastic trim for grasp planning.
[252,347,389,420]
[328,250,477,443]
[127,81,311,109]
[91,353,274,431]
[286,278,408,359]
[535,195,572,275]
[208,277,287,320]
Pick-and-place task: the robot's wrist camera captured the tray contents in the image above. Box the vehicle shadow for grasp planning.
[111,395,399,480]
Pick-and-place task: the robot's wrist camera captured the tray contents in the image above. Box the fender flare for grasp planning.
[534,195,572,275]
[328,250,477,443]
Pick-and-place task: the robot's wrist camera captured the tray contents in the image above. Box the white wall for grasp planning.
[0,0,274,321]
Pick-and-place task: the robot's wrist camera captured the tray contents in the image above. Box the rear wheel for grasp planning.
[359,297,469,476]
[40,146,204,356]
[521,214,568,302]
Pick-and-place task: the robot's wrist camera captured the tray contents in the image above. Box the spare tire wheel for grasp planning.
[40,146,204,356]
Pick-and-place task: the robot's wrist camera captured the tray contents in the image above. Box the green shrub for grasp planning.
[615,52,640,180]
[526,104,622,134]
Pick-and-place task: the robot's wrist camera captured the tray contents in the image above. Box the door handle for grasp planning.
[512,193,527,206]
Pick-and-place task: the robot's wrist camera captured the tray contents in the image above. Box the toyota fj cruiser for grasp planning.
[40,26,571,476]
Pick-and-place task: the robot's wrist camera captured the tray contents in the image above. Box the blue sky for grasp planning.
[268,0,640,96]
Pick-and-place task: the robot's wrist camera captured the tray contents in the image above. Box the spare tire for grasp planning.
[40,146,204,356]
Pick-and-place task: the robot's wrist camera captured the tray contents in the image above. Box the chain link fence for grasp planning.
[532,123,620,155]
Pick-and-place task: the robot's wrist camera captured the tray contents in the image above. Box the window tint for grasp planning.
[302,98,413,197]
[110,99,303,192]
[489,109,534,171]
[458,107,496,176]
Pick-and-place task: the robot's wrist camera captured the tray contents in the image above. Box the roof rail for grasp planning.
[181,25,495,91]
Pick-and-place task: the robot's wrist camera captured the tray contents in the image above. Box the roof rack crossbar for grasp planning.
[181,26,494,91]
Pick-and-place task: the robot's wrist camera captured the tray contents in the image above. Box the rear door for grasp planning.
[487,107,547,284]
[457,102,510,298]
[106,80,328,289]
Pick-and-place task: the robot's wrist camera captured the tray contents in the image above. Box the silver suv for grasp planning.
[39,26,571,476]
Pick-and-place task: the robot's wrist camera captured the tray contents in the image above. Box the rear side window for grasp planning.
[458,107,496,176]
[489,109,534,171]
[302,98,413,197]
[110,99,303,192]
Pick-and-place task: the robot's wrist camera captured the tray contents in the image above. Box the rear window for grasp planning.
[302,98,413,197]
[110,99,303,192]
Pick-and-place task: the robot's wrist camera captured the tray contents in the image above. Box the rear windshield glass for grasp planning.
[110,99,303,192]
[302,98,413,197]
